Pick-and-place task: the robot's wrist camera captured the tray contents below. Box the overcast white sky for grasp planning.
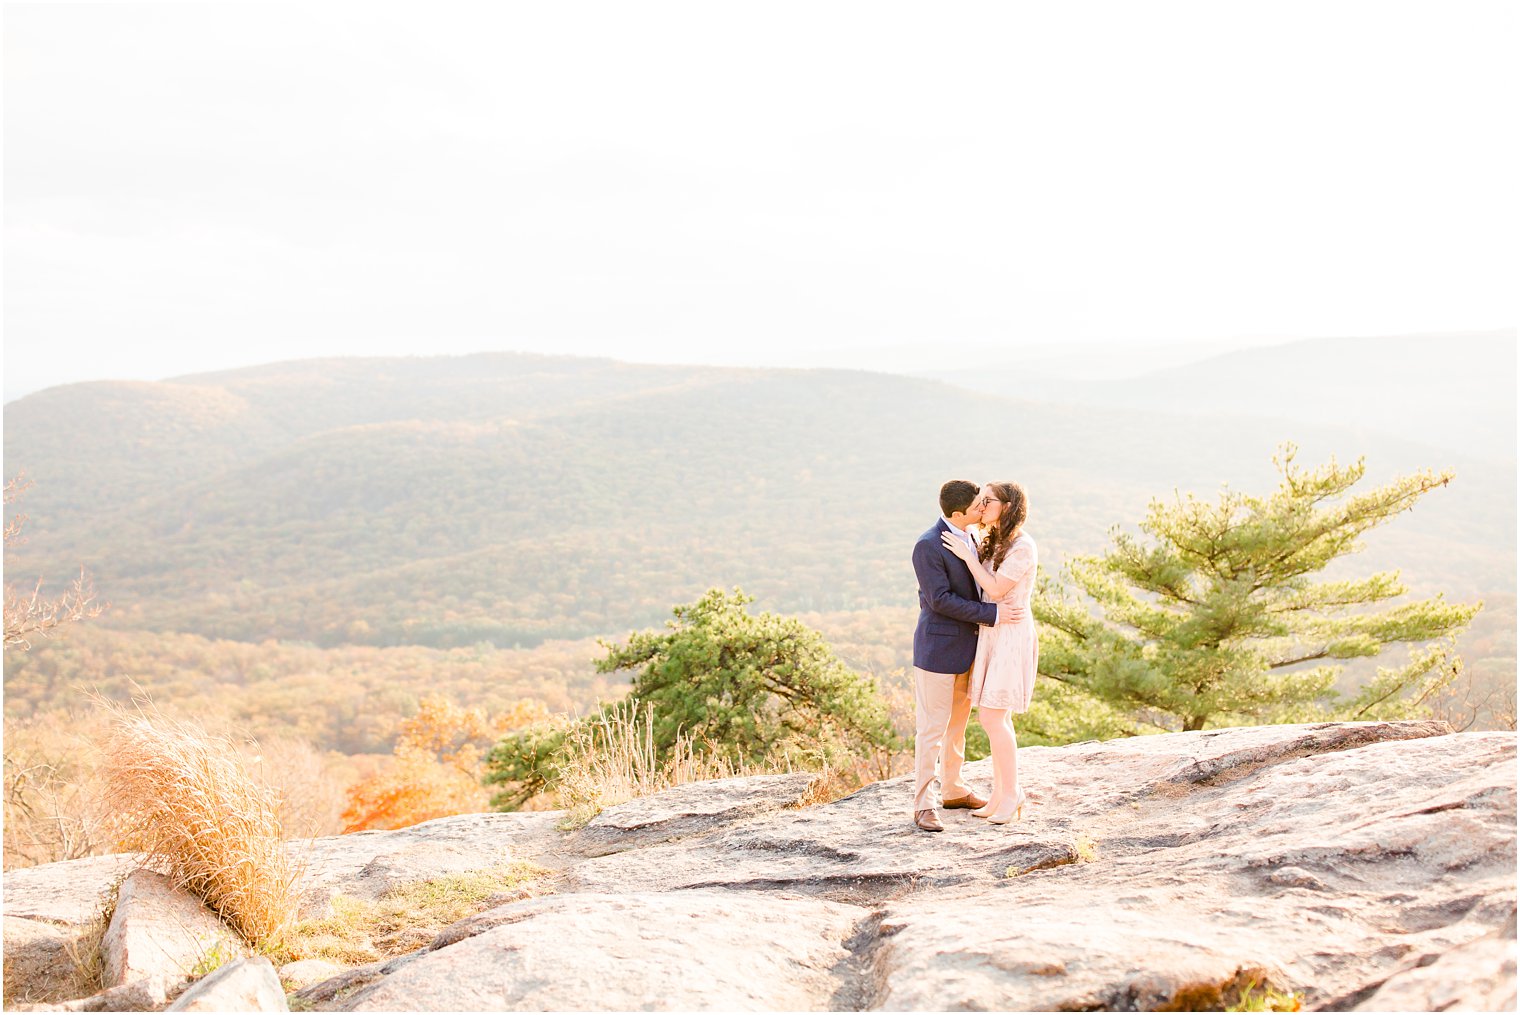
[3,1,1515,400]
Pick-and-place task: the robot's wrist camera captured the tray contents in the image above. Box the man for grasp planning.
[909,480,1024,831]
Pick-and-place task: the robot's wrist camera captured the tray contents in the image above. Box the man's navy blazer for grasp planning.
[911,518,996,674]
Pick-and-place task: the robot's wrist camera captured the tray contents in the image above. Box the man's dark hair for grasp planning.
[939,480,980,517]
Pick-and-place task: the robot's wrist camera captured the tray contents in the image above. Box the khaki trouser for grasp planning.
[913,666,974,812]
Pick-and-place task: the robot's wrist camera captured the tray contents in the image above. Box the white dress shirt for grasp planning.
[941,516,977,552]
[942,516,983,600]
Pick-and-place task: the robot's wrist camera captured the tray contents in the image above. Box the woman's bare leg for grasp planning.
[1003,710,1022,808]
[977,707,1016,813]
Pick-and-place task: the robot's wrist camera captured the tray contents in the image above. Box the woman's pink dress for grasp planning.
[969,533,1039,712]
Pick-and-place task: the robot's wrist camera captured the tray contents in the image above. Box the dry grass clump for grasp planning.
[100,699,300,950]
[286,863,549,965]
[555,702,775,828]
[5,712,346,872]
[788,760,864,808]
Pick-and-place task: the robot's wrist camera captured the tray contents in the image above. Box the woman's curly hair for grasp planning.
[977,482,1028,571]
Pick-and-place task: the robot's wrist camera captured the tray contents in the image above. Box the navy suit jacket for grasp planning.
[911,519,997,674]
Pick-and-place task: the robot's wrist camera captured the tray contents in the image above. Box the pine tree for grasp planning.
[598,588,897,766]
[1036,445,1481,732]
[483,589,898,811]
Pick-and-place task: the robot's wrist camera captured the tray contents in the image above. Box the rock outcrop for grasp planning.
[2,917,74,1006]
[338,890,866,1011]
[101,871,244,991]
[4,721,1514,1011]
[165,957,286,1012]
[290,811,561,917]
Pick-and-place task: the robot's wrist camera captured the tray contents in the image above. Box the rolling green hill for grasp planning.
[5,353,1512,652]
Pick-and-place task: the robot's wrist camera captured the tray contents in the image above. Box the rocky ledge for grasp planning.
[3,721,1515,1011]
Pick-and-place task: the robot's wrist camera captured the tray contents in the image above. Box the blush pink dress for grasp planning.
[969,533,1039,712]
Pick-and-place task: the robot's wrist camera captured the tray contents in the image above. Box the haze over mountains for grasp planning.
[922,330,1515,464]
[793,336,1281,379]
[3,337,1512,652]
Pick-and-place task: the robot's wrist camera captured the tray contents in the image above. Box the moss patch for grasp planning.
[1158,968,1302,1012]
[282,862,550,966]
[1005,833,1099,878]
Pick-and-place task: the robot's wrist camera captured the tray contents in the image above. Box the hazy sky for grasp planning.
[4,1,1515,400]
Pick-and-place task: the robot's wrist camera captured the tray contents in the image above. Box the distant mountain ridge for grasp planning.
[4,348,1512,650]
[796,336,1280,378]
[921,330,1516,464]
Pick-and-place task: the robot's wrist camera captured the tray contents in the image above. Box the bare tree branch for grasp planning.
[4,475,107,651]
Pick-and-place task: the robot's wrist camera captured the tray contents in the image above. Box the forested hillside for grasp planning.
[5,354,1512,650]
[4,349,1513,857]
[5,598,1512,759]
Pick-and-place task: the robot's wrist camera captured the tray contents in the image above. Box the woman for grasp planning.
[940,481,1037,825]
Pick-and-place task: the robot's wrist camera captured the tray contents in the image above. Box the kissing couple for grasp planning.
[910,479,1039,832]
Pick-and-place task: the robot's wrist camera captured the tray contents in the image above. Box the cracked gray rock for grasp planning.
[166,955,287,1011]
[289,810,563,917]
[332,890,863,1012]
[101,870,245,990]
[1352,907,1518,1011]
[323,722,1516,1011]
[569,771,819,856]
[6,722,1514,1011]
[2,854,137,927]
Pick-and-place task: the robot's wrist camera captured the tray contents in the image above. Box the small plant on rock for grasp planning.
[1227,977,1303,1012]
[188,940,233,979]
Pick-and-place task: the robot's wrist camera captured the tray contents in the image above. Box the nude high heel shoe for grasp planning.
[986,788,1028,825]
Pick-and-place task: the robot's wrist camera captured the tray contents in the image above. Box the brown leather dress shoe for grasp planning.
[942,792,989,810]
[914,809,944,832]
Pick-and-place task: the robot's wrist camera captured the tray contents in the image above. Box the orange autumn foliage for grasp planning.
[341,696,548,832]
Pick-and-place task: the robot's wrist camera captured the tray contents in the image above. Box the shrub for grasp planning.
[487,590,896,812]
[597,589,898,766]
[483,718,572,811]
[3,712,121,870]
[343,696,546,832]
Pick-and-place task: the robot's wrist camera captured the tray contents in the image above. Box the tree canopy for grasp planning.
[1036,445,1482,731]
[484,588,897,809]
[599,588,897,765]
